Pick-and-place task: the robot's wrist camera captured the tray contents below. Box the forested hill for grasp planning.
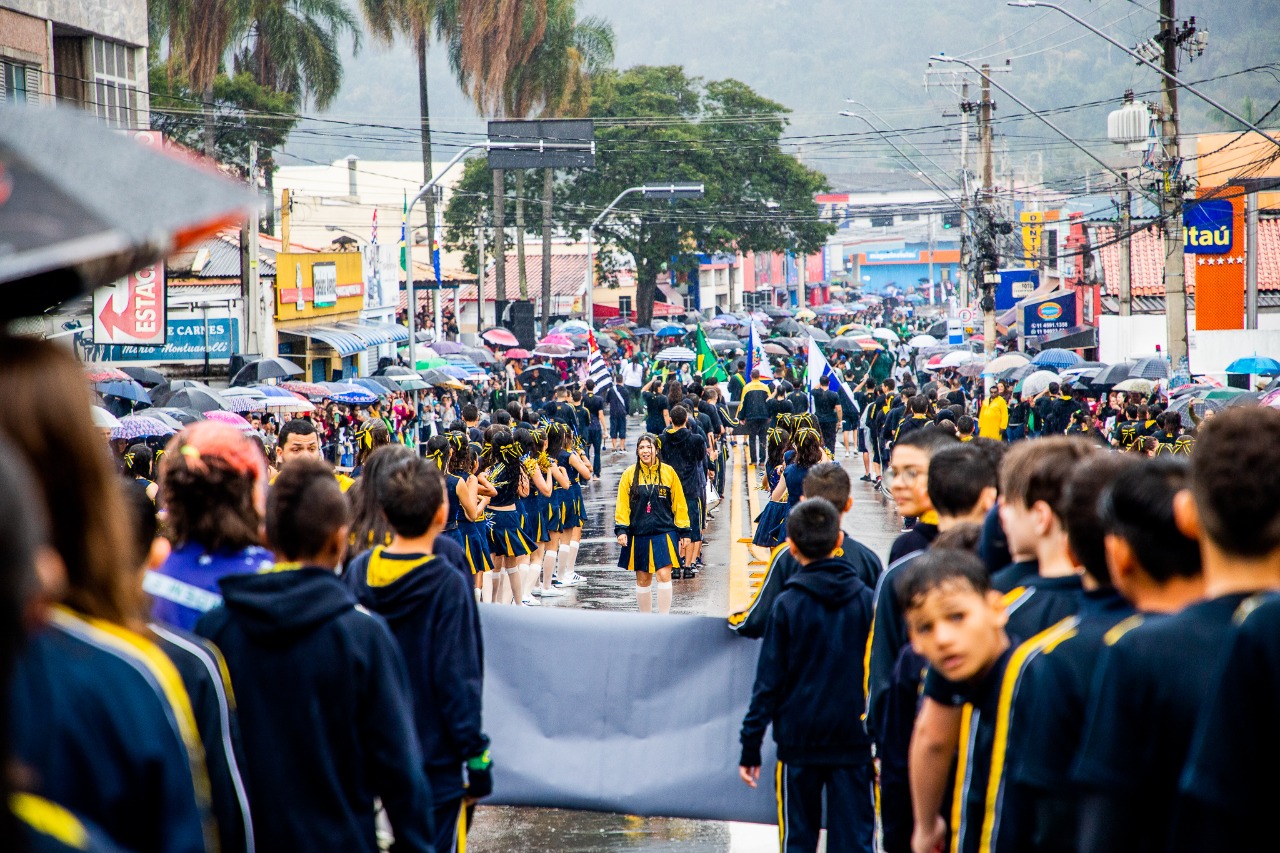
[288,0,1279,183]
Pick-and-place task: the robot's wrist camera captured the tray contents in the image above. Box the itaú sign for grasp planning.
[1183,199,1233,254]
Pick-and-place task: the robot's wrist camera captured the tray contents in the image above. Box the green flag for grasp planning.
[695,325,728,382]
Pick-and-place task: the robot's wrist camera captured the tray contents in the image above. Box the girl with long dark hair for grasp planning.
[483,429,535,605]
[770,427,825,515]
[752,427,792,550]
[547,422,593,589]
[516,428,555,603]
[124,443,159,503]
[444,432,494,600]
[614,434,691,614]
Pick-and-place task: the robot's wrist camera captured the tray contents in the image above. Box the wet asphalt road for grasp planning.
[468,416,904,852]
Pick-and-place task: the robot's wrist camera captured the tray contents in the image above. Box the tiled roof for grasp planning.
[1095,219,1280,296]
[473,253,588,302]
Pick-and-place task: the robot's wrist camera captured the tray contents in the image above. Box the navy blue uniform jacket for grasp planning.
[740,557,875,766]
[198,566,435,853]
[346,547,489,800]
[728,532,882,639]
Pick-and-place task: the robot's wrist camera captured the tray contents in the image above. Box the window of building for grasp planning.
[618,295,632,316]
[91,38,138,128]
[900,213,920,222]
[1045,229,1059,268]
[1,61,39,105]
[870,215,894,228]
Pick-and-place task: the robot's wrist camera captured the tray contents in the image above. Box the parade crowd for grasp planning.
[2,310,1278,853]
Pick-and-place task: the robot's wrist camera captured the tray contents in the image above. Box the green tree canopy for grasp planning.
[566,65,833,326]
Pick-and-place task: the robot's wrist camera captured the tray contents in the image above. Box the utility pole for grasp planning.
[246,141,263,356]
[1160,0,1188,370]
[476,223,486,332]
[1119,171,1133,317]
[959,79,971,308]
[979,64,998,359]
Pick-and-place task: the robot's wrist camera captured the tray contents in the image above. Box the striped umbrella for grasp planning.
[655,346,696,363]
[111,414,177,441]
[1031,349,1083,371]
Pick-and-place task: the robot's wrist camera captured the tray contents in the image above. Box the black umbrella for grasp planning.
[119,366,166,387]
[771,318,804,335]
[0,103,253,316]
[159,388,230,412]
[230,357,303,386]
[519,366,559,385]
[374,365,420,377]
[461,346,496,365]
[1090,362,1135,387]
[420,369,460,387]
[150,407,206,426]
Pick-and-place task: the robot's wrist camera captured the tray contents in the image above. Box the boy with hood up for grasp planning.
[197,459,435,853]
[738,498,876,853]
[345,455,491,853]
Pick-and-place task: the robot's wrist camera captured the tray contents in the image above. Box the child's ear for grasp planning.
[1172,489,1200,542]
[432,501,448,530]
[787,539,801,560]
[986,589,1010,628]
[146,536,172,571]
[1104,534,1135,584]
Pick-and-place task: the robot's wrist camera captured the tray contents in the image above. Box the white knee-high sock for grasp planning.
[557,545,572,579]
[636,583,652,613]
[493,569,510,604]
[541,549,558,590]
[517,561,532,598]
[563,540,581,578]
[656,581,673,613]
[480,571,494,603]
[505,564,524,604]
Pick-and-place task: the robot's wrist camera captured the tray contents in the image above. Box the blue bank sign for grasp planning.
[1183,199,1233,255]
[98,318,240,363]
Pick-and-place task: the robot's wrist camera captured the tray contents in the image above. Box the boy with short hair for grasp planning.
[868,442,996,853]
[728,463,883,637]
[1001,456,1202,853]
[198,460,434,853]
[1074,407,1280,853]
[738,498,876,853]
[956,415,976,442]
[896,548,1013,853]
[346,457,491,853]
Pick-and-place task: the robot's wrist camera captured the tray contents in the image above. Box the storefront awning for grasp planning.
[337,321,410,346]
[1036,324,1098,351]
[282,325,365,356]
[592,303,621,319]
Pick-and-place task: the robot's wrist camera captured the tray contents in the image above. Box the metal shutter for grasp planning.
[24,64,39,103]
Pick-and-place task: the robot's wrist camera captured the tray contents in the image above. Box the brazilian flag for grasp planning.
[695,325,728,382]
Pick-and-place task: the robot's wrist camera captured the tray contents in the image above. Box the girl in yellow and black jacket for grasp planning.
[614,433,691,614]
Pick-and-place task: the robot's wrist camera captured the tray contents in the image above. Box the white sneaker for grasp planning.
[539,585,567,598]
[521,596,541,606]
[530,584,544,597]
[553,572,584,587]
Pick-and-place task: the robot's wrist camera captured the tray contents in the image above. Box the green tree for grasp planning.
[149,67,299,176]
[559,65,834,327]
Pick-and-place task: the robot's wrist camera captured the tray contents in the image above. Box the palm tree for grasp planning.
[238,0,360,111]
[507,2,613,326]
[151,0,251,156]
[445,0,549,304]
[359,0,455,307]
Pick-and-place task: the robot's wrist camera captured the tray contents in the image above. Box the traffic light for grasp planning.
[942,212,962,230]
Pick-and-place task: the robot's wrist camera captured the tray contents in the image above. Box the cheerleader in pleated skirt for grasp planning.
[484,430,536,605]
[548,422,594,589]
[445,432,495,599]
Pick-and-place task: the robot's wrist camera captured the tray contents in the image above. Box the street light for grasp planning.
[324,225,368,246]
[838,110,969,224]
[1008,1,1280,150]
[583,182,705,324]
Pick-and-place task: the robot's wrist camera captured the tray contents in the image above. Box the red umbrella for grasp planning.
[540,333,573,346]
[481,328,519,347]
[504,348,533,359]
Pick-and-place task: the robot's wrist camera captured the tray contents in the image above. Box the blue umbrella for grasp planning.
[1226,356,1280,375]
[329,390,379,405]
[1031,349,1083,371]
[632,327,654,337]
[656,325,686,337]
[94,379,151,404]
[350,378,392,397]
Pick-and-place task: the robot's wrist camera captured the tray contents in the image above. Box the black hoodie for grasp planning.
[346,548,489,801]
[740,557,875,767]
[197,567,435,853]
[658,426,707,502]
